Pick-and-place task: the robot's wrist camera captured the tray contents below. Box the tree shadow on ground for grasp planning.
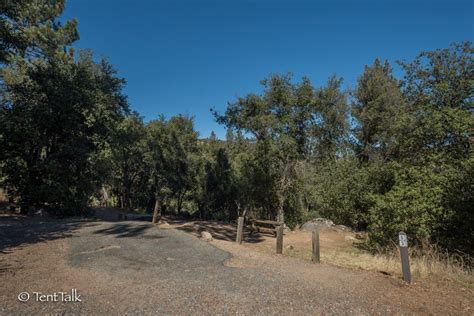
[92,222,158,238]
[93,207,153,222]
[164,218,266,243]
[0,215,91,254]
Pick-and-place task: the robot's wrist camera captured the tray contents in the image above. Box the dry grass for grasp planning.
[293,244,472,288]
[247,230,473,288]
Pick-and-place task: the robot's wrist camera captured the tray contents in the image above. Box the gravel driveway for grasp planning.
[1,217,472,315]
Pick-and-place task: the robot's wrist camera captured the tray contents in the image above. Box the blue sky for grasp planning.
[62,0,473,138]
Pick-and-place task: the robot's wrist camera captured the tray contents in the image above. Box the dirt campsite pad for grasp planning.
[0,213,472,314]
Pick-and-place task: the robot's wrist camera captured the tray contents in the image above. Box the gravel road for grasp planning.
[1,217,472,315]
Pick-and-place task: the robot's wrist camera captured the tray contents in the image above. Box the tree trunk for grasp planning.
[178,193,184,214]
[152,198,161,224]
[276,198,284,223]
[198,202,204,220]
[101,186,109,207]
[122,190,131,209]
[177,194,183,214]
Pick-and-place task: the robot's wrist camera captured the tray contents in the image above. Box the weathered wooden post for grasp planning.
[398,231,411,284]
[236,216,244,244]
[276,225,284,254]
[312,229,320,263]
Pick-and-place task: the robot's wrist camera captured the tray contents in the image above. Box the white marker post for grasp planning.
[398,231,411,284]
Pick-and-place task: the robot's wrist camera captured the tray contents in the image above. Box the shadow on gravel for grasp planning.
[92,223,155,238]
[0,215,86,254]
[165,218,266,243]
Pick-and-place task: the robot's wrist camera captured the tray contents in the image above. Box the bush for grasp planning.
[304,159,384,230]
[366,160,473,255]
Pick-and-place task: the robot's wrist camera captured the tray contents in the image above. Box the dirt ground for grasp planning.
[165,217,473,311]
[0,210,472,314]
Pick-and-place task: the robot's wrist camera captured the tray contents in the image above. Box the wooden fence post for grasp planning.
[398,231,411,284]
[236,216,244,244]
[276,225,284,254]
[312,229,320,263]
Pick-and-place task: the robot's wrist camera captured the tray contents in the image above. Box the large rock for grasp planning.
[334,224,351,232]
[200,231,213,241]
[301,218,334,232]
[344,235,357,241]
[158,220,171,229]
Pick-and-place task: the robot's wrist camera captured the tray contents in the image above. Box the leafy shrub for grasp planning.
[366,159,473,255]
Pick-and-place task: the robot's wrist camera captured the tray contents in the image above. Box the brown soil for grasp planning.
[167,217,473,314]
[1,213,472,314]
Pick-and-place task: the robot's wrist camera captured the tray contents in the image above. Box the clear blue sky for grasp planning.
[62,0,473,138]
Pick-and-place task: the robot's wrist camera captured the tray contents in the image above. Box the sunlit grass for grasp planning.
[247,231,473,289]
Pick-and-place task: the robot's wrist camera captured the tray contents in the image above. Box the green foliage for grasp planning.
[0,52,127,214]
[0,0,78,63]
[352,59,408,162]
[109,114,147,209]
[366,160,473,252]
[213,73,349,222]
[140,114,199,213]
[165,115,199,212]
[397,42,473,163]
[0,2,127,214]
[312,76,349,160]
[399,42,473,111]
[202,148,237,219]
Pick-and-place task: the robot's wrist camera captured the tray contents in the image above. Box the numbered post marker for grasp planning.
[398,232,411,284]
[399,233,408,247]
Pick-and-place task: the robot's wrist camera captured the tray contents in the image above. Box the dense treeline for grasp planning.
[1,1,472,254]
